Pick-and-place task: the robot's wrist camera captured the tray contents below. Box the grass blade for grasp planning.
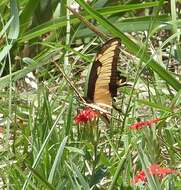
[48,136,68,183]
[8,0,19,39]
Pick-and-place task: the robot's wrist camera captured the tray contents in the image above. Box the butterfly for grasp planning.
[85,38,125,110]
[54,38,125,116]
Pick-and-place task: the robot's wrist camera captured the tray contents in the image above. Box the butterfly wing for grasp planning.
[86,38,121,107]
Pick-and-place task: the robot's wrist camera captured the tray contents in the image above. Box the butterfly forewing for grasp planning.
[86,38,121,108]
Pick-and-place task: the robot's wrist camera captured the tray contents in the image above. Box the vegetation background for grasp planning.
[0,0,180,189]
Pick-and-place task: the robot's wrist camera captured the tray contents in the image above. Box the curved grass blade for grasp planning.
[22,109,65,190]
[0,44,12,63]
[70,161,90,190]
[48,136,68,183]
[137,99,172,112]
[27,166,55,190]
[8,0,19,39]
[19,2,162,43]
[108,144,132,190]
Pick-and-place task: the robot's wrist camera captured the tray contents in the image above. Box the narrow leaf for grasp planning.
[8,0,19,39]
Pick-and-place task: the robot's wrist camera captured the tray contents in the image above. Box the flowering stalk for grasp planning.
[74,107,100,176]
[131,164,177,184]
[74,107,101,141]
[74,107,99,125]
[129,118,160,130]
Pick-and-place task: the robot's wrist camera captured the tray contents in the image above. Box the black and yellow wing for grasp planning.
[86,38,121,108]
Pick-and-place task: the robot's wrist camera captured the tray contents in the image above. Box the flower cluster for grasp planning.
[131,164,177,184]
[129,118,160,130]
[74,107,99,125]
[132,170,147,184]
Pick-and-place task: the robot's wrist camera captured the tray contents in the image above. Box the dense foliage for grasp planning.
[0,0,180,189]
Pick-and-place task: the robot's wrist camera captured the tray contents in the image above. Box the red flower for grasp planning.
[148,164,161,175]
[148,164,177,176]
[74,107,98,124]
[129,118,160,129]
[131,164,177,184]
[131,170,147,184]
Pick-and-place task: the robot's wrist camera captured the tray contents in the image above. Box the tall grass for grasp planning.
[0,0,180,189]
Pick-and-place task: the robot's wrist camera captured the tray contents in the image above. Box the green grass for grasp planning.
[0,0,180,189]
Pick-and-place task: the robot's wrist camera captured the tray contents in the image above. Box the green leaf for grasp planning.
[27,166,55,190]
[71,162,90,190]
[76,15,172,37]
[138,147,161,190]
[22,110,65,190]
[8,0,19,39]
[108,145,132,190]
[137,99,172,112]
[19,2,162,42]
[20,0,40,32]
[0,17,14,38]
[0,57,42,89]
[0,44,12,63]
[48,136,68,183]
